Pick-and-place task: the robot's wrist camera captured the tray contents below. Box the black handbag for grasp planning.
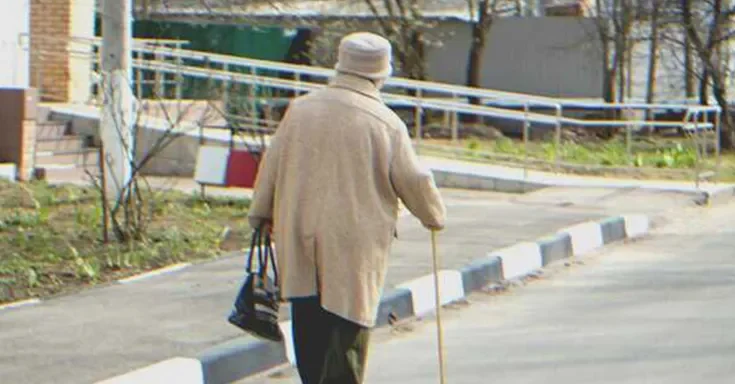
[227,227,283,342]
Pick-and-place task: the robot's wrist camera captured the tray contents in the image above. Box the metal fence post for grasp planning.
[701,110,709,160]
[694,112,701,189]
[523,103,530,186]
[451,93,458,143]
[175,44,183,101]
[135,51,143,99]
[155,52,164,98]
[222,63,230,112]
[415,89,423,154]
[251,68,259,127]
[554,105,562,172]
[295,73,302,97]
[625,107,632,167]
[715,109,722,183]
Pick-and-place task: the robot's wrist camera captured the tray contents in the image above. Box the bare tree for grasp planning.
[584,0,641,104]
[363,0,432,80]
[588,0,619,103]
[466,1,504,102]
[680,0,735,149]
[612,0,637,102]
[645,0,662,108]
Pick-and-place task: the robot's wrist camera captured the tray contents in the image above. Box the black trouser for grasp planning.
[290,297,370,384]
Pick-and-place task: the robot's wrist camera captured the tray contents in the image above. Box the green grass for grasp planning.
[0,180,251,304]
[421,137,735,181]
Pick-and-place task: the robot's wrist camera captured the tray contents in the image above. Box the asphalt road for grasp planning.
[0,189,601,384]
[0,186,705,384]
[254,200,735,384]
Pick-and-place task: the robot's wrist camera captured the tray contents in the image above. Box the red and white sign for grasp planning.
[194,145,262,188]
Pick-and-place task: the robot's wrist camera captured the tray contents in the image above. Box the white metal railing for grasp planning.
[134,58,723,184]
[128,43,720,112]
[24,34,724,186]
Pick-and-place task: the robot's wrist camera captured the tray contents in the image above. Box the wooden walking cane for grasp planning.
[431,230,447,384]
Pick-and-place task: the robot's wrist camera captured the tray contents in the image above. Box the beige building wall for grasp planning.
[0,0,31,88]
[69,0,96,104]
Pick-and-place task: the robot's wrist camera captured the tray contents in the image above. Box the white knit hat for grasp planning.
[334,32,393,80]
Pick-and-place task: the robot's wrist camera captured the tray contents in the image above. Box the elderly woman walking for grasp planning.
[248,32,446,384]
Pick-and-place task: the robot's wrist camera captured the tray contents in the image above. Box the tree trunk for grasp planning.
[681,0,735,150]
[711,73,735,150]
[700,68,710,105]
[617,37,626,103]
[645,2,660,131]
[684,33,695,98]
[465,0,492,124]
[602,41,617,104]
[466,23,487,104]
[645,4,659,105]
[597,0,615,104]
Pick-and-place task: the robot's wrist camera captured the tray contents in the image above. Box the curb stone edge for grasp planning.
[96,214,650,384]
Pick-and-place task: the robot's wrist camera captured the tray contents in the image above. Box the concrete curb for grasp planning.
[96,214,650,384]
[430,165,735,206]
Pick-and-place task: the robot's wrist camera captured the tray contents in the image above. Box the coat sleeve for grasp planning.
[389,123,446,230]
[248,126,284,229]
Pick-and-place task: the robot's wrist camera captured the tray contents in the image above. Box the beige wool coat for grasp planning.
[248,73,446,327]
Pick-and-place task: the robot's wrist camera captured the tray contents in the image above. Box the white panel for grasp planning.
[0,0,30,87]
[492,242,543,280]
[0,164,17,182]
[278,321,297,365]
[623,214,650,239]
[561,221,604,257]
[398,270,465,316]
[194,146,229,186]
[95,357,203,384]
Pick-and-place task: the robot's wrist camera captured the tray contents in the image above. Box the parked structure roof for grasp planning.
[134,0,521,23]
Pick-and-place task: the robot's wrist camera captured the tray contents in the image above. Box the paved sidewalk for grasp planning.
[256,201,735,384]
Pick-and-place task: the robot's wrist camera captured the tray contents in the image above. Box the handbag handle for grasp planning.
[261,232,278,286]
[246,228,262,274]
[247,227,279,286]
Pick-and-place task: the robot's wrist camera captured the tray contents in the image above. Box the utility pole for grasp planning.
[100,0,134,201]
[530,0,544,17]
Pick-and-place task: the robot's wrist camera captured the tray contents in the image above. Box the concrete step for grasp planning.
[36,136,87,152]
[37,166,101,184]
[36,122,70,139]
[35,149,99,167]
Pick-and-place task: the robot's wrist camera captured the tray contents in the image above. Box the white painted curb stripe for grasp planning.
[95,357,203,384]
[398,270,465,316]
[118,263,191,284]
[278,321,297,365]
[623,214,650,239]
[492,242,542,280]
[0,298,41,311]
[562,221,604,257]
[94,214,652,383]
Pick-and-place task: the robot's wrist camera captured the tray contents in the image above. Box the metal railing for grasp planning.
[23,34,724,187]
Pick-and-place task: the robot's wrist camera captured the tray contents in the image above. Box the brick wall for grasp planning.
[0,88,37,181]
[20,120,38,180]
[30,0,72,102]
